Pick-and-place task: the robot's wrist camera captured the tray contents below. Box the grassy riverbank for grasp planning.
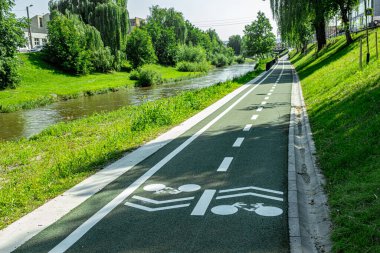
[291,30,380,252]
[0,61,266,230]
[0,53,202,113]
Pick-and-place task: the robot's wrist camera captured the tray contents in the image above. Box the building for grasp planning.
[349,0,380,32]
[129,17,145,31]
[22,13,50,50]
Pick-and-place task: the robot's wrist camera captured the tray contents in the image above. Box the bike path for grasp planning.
[14,61,294,253]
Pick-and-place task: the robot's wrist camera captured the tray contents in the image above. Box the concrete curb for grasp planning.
[288,64,332,253]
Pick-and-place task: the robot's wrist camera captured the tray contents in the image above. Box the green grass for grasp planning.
[291,29,380,252]
[0,61,266,230]
[0,53,202,112]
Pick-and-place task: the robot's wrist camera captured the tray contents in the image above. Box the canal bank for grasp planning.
[0,57,256,141]
[0,62,266,231]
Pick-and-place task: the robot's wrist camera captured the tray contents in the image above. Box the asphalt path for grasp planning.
[14,60,294,253]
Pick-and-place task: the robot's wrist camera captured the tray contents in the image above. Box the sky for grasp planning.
[12,0,278,41]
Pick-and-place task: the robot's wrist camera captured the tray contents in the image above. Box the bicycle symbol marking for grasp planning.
[125,184,284,217]
[211,202,283,216]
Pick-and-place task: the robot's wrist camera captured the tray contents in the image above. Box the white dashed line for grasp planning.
[217,157,234,172]
[268,93,272,96]
[251,114,259,120]
[265,97,270,100]
[243,124,252,132]
[256,107,263,112]
[261,101,267,105]
[233,137,245,147]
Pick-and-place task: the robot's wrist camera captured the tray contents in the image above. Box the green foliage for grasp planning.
[129,69,139,80]
[176,61,210,72]
[235,55,245,64]
[0,0,26,89]
[228,35,242,55]
[211,47,234,67]
[135,65,163,87]
[49,0,130,58]
[175,44,207,63]
[45,11,114,75]
[243,11,276,58]
[126,28,157,68]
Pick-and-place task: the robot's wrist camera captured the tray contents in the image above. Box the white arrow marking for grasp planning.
[132,195,194,204]
[216,192,283,202]
[219,186,283,195]
[125,202,190,211]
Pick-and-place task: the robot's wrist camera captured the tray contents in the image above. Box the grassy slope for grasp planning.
[0,62,266,230]
[291,31,379,252]
[0,53,201,112]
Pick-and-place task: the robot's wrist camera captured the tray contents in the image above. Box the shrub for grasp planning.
[235,55,245,64]
[211,54,229,67]
[0,57,20,89]
[176,61,210,72]
[136,66,163,87]
[129,69,140,80]
[45,11,114,75]
[175,45,207,63]
[126,28,157,68]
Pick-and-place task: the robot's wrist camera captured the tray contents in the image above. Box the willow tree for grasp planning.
[49,0,130,56]
[270,0,328,51]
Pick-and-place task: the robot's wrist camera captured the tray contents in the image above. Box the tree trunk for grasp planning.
[315,18,327,51]
[339,3,353,44]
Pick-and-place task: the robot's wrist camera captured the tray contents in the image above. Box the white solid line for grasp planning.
[124,202,190,211]
[216,192,283,202]
[48,60,281,253]
[261,101,267,105]
[132,195,194,204]
[256,107,263,112]
[217,157,234,172]
[232,138,245,147]
[191,190,216,216]
[265,97,270,100]
[219,186,283,195]
[243,124,252,132]
[251,114,259,120]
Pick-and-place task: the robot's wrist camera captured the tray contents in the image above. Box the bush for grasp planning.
[211,54,229,67]
[235,55,245,64]
[136,66,163,87]
[126,28,157,68]
[175,45,207,63]
[45,11,114,75]
[0,57,20,89]
[176,61,210,72]
[129,69,140,80]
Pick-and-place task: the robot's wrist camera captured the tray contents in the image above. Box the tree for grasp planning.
[49,0,130,60]
[335,0,357,44]
[125,28,157,68]
[45,11,114,74]
[0,0,26,89]
[243,12,276,58]
[227,35,242,55]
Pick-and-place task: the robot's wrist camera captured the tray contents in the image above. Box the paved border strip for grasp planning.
[0,66,274,253]
[288,62,332,253]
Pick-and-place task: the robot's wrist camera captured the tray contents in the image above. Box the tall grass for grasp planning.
[291,29,380,252]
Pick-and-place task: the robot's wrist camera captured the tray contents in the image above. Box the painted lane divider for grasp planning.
[265,97,270,100]
[232,138,245,147]
[256,107,263,112]
[268,93,272,96]
[191,190,217,216]
[251,114,259,120]
[243,124,253,132]
[261,101,267,105]
[217,157,234,172]
[47,61,284,253]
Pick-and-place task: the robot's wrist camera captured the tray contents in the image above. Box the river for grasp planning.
[0,63,255,141]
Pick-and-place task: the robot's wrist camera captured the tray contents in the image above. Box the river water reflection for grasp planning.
[0,63,255,141]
